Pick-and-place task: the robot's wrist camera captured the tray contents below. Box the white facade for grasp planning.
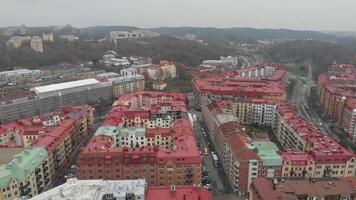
[29,178,146,200]
[120,67,138,76]
[0,69,43,83]
[42,32,54,42]
[240,65,276,78]
[147,64,176,80]
[109,30,160,43]
[251,103,276,126]
[220,56,238,66]
[347,109,356,138]
[30,36,43,53]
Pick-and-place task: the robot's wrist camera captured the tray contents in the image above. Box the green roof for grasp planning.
[95,125,118,136]
[95,126,145,137]
[247,141,282,167]
[0,147,47,189]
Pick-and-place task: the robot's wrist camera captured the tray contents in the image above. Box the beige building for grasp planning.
[30,36,43,53]
[232,98,253,124]
[147,61,176,80]
[42,32,54,42]
[0,147,51,200]
[6,36,31,49]
[109,74,145,97]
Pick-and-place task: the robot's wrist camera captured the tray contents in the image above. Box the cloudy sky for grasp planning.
[1,0,356,31]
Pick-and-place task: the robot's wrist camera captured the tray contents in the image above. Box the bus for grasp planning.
[204,147,209,155]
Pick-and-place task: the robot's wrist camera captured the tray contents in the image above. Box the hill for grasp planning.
[150,27,336,43]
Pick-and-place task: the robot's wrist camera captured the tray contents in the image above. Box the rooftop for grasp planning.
[0,69,42,76]
[108,74,145,84]
[193,63,287,97]
[247,141,282,166]
[95,126,146,137]
[0,148,24,165]
[226,134,260,162]
[80,134,201,165]
[251,177,356,200]
[32,78,100,94]
[0,147,47,189]
[146,185,212,200]
[29,178,146,200]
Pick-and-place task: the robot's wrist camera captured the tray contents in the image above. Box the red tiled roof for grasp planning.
[0,105,93,150]
[145,186,212,200]
[193,63,287,98]
[226,134,260,161]
[80,135,201,165]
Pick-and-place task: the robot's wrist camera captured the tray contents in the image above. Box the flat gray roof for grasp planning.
[32,79,100,94]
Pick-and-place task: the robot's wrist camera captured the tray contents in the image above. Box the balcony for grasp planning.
[20,189,31,196]
[35,168,41,174]
[36,174,42,180]
[42,160,48,166]
[37,180,43,186]
[21,181,30,188]
[37,187,44,193]
[44,178,50,185]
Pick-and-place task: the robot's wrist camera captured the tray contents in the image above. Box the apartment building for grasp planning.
[246,141,282,178]
[232,98,253,124]
[201,100,261,194]
[280,150,316,178]
[28,178,211,200]
[147,60,177,80]
[0,147,50,200]
[250,177,356,200]
[109,30,159,44]
[341,99,356,139]
[0,79,111,123]
[0,105,94,200]
[203,99,356,195]
[108,74,145,97]
[201,100,243,157]
[29,179,146,200]
[30,36,43,53]
[318,66,356,141]
[76,134,201,187]
[146,185,212,200]
[77,91,201,187]
[0,105,93,148]
[0,69,43,84]
[224,134,261,195]
[6,36,31,49]
[193,63,287,109]
[42,32,53,42]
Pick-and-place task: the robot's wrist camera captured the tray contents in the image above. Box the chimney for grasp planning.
[170,185,176,197]
[272,178,278,190]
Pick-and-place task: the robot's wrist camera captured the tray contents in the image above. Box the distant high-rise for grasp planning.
[30,36,43,53]
[42,32,54,42]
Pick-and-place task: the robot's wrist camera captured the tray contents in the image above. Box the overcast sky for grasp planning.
[1,0,356,31]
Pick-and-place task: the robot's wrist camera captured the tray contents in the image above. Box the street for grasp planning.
[287,63,341,142]
[189,109,237,199]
